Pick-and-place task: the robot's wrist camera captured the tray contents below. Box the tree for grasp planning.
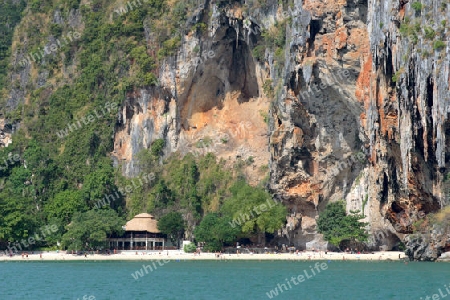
[196,153,233,212]
[194,213,240,252]
[45,190,87,223]
[81,160,116,207]
[220,181,286,245]
[317,201,368,250]
[152,180,175,209]
[165,154,202,238]
[61,209,124,250]
[183,242,196,253]
[157,212,185,248]
[150,139,165,157]
[0,166,39,243]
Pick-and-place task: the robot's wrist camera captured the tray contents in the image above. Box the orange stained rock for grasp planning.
[360,112,367,130]
[287,181,316,198]
[312,160,319,176]
[287,182,321,207]
[230,5,243,19]
[335,27,348,50]
[356,55,372,106]
[370,148,377,164]
[316,34,334,58]
[303,0,342,17]
[188,112,211,130]
[271,126,287,145]
[407,173,417,187]
[376,85,385,108]
[293,127,304,147]
[378,108,387,136]
[348,28,370,53]
[377,93,398,139]
[399,6,405,19]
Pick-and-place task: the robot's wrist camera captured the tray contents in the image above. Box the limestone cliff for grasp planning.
[2,0,450,259]
[111,0,450,255]
[79,0,449,255]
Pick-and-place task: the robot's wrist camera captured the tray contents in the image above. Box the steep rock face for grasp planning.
[1,5,81,149]
[268,0,450,253]
[112,87,178,176]
[406,228,450,261]
[112,0,450,253]
[269,0,373,248]
[110,0,376,249]
[113,1,272,183]
[405,234,439,261]
[363,0,449,256]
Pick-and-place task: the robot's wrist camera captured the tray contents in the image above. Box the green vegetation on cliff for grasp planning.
[0,0,26,93]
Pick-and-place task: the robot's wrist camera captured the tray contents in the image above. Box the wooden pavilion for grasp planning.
[108,213,165,250]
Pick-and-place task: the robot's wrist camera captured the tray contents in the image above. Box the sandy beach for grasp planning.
[0,250,407,262]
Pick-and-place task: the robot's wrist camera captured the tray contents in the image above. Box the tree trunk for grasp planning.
[258,230,266,247]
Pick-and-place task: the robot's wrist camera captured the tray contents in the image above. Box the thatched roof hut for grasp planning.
[124,213,160,233]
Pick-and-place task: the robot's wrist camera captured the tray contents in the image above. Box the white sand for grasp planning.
[0,251,406,262]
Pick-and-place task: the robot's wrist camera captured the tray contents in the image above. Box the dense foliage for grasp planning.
[183,242,197,253]
[0,0,26,92]
[194,213,240,252]
[157,212,185,247]
[61,209,124,250]
[317,201,368,250]
[221,181,286,241]
[132,150,286,250]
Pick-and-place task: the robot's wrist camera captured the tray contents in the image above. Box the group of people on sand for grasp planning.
[345,248,363,254]
[20,252,43,259]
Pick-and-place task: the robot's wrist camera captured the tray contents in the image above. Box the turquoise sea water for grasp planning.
[0,260,449,300]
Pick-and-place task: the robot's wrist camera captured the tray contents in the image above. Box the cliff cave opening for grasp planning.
[380,172,389,207]
[309,20,321,43]
[180,25,259,128]
[426,75,434,109]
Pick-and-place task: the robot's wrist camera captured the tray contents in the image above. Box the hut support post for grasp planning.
[131,232,133,250]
